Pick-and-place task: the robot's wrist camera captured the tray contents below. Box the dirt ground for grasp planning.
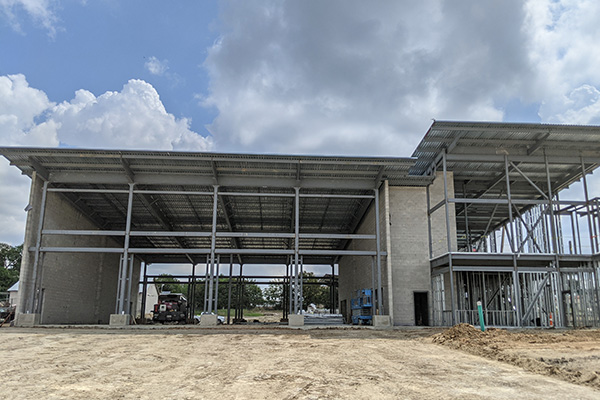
[431,324,600,390]
[1,325,599,399]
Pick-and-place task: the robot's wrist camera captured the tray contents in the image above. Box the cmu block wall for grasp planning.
[387,186,430,325]
[19,178,138,324]
[39,191,127,324]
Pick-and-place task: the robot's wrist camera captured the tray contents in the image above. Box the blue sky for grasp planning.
[1,0,600,267]
[1,1,219,136]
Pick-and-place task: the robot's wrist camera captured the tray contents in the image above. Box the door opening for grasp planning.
[414,292,429,326]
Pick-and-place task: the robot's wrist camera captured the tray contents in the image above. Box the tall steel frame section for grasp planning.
[428,150,600,327]
[25,184,384,321]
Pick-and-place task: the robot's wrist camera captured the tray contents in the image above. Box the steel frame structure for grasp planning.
[415,121,600,328]
[3,121,600,327]
[1,148,428,321]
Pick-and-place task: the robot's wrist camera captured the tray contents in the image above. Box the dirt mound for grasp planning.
[431,325,600,390]
[431,323,484,344]
[431,323,507,347]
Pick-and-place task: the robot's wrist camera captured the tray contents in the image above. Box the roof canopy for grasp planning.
[2,121,600,261]
[1,148,430,265]
[412,121,600,250]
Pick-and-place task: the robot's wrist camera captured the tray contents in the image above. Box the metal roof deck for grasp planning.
[1,147,431,265]
[3,121,600,262]
[411,121,600,250]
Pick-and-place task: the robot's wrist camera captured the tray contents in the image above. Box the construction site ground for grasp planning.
[1,324,599,399]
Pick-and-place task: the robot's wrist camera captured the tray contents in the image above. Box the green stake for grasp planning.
[477,301,486,332]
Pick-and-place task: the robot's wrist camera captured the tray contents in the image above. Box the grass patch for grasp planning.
[215,309,264,317]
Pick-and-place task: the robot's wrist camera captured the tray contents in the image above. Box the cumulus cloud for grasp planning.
[145,56,169,76]
[50,79,212,151]
[523,0,600,124]
[0,0,59,37]
[0,74,59,147]
[202,0,533,156]
[0,74,212,244]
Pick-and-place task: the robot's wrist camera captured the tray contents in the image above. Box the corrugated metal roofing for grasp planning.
[2,121,600,261]
[411,120,600,250]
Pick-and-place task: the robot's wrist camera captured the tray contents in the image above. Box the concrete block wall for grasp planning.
[18,178,136,324]
[429,171,457,258]
[39,191,127,324]
[387,186,431,325]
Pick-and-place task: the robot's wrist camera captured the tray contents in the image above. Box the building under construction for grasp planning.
[2,121,600,328]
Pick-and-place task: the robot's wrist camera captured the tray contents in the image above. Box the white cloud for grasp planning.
[51,79,212,151]
[0,75,213,244]
[0,74,59,146]
[145,56,169,76]
[202,0,532,156]
[0,0,59,37]
[524,0,600,123]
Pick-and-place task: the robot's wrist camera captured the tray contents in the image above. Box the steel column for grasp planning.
[214,255,220,311]
[463,184,471,251]
[125,254,134,316]
[227,255,233,324]
[294,187,300,314]
[581,157,596,254]
[287,263,292,316]
[208,185,219,313]
[117,183,135,314]
[203,255,209,312]
[546,153,564,325]
[504,156,516,253]
[442,151,456,325]
[371,256,376,318]
[504,155,522,326]
[374,187,383,314]
[29,180,48,314]
[141,262,148,320]
[300,255,304,310]
[191,263,196,320]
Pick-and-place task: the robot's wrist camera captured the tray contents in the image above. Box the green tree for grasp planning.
[298,272,330,310]
[263,273,336,311]
[263,281,284,309]
[153,274,186,294]
[191,276,264,313]
[0,243,22,292]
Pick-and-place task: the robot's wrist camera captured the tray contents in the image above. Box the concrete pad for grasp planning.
[109,314,131,326]
[15,313,40,327]
[288,314,304,327]
[199,314,218,326]
[373,315,391,328]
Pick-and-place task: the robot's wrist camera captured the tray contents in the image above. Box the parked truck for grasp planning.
[152,292,188,324]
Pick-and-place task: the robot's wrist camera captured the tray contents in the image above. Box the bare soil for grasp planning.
[1,325,599,399]
[431,323,600,390]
